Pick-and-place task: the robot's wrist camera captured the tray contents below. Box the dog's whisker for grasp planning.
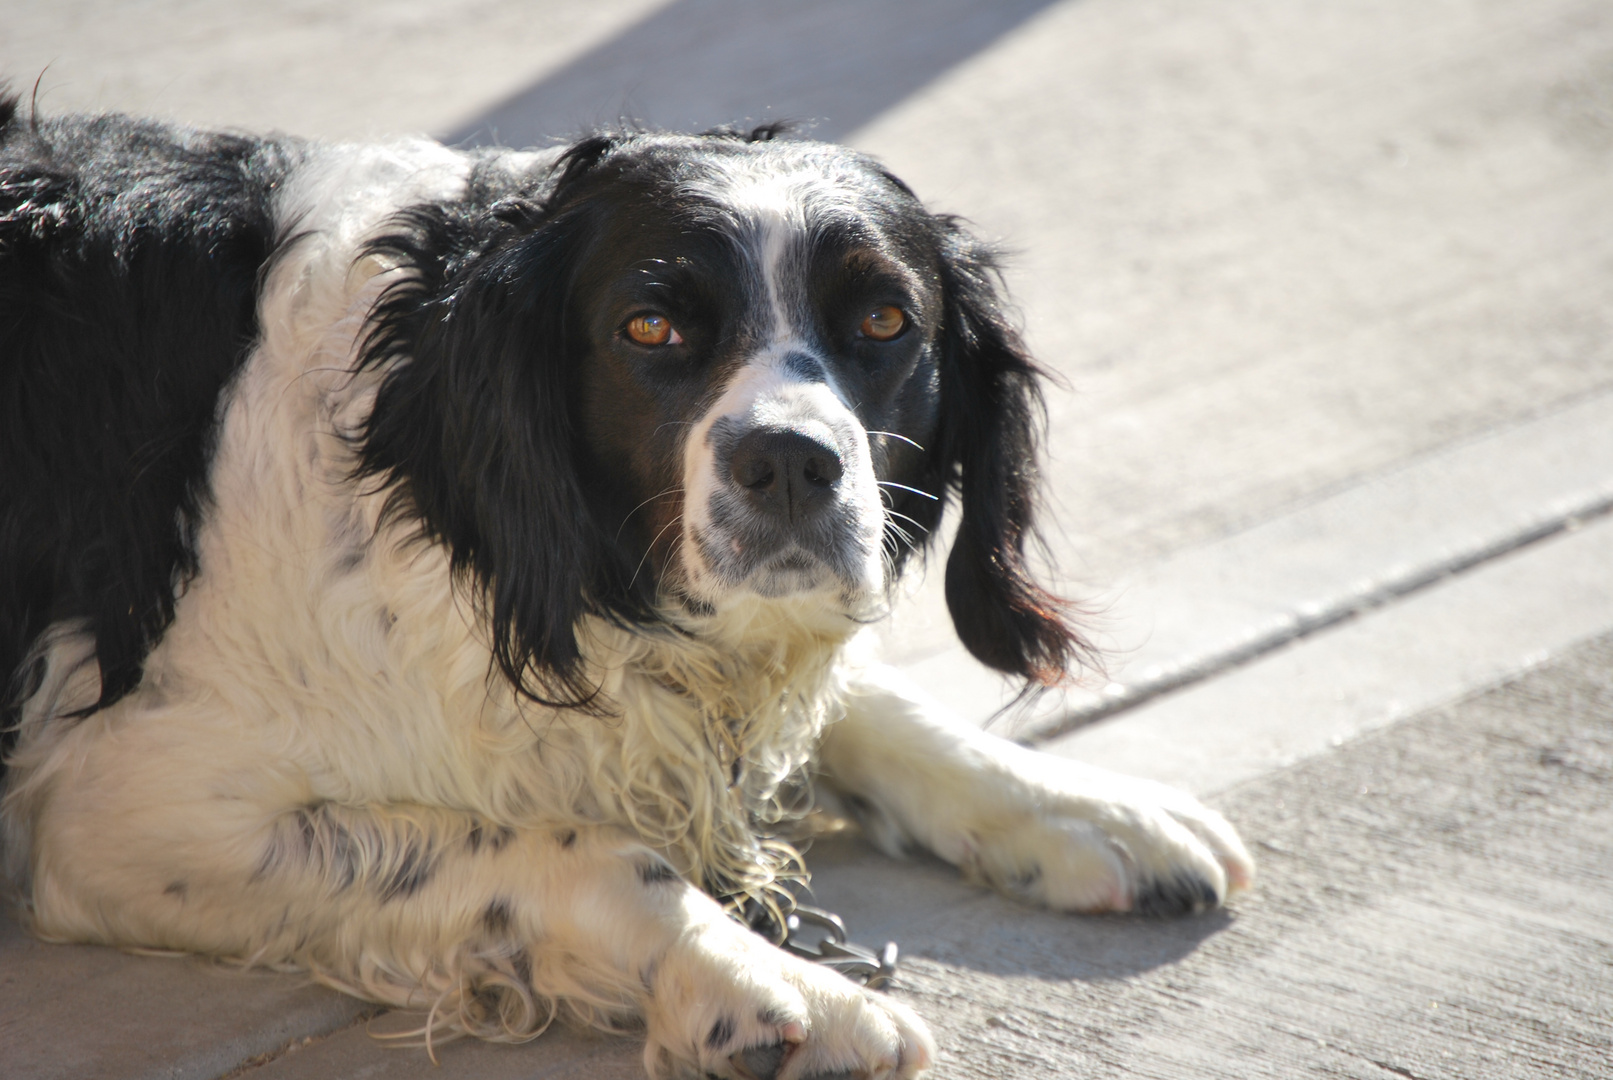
[615,486,685,541]
[884,509,930,536]
[876,480,938,501]
[629,513,684,592]
[866,430,925,452]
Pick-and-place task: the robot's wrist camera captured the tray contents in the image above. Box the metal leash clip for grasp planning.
[779,905,900,991]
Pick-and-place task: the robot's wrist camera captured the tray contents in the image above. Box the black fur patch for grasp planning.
[378,838,436,902]
[254,803,441,901]
[705,1015,736,1050]
[482,898,515,935]
[299,805,359,890]
[511,948,532,988]
[556,828,577,849]
[636,856,681,887]
[250,813,297,883]
[466,820,516,853]
[0,96,299,753]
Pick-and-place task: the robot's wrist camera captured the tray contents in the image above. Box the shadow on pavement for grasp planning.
[442,0,1063,147]
[801,832,1235,982]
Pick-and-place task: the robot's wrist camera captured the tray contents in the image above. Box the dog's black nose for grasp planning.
[729,427,844,520]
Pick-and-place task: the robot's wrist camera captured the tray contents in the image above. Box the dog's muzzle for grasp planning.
[693,408,880,598]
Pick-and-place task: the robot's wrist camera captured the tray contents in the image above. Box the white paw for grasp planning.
[942,757,1256,917]
[644,919,934,1080]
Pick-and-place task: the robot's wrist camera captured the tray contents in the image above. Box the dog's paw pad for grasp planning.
[733,1040,790,1079]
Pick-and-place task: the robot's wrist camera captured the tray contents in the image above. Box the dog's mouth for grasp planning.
[744,547,834,598]
[688,522,868,598]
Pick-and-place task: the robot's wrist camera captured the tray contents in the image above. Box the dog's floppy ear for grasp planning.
[931,221,1093,686]
[357,139,643,708]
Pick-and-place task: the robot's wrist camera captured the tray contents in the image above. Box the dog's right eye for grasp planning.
[625,314,683,347]
[859,305,906,341]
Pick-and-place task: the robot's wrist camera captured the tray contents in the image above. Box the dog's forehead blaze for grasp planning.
[667,147,894,257]
[666,150,900,351]
[678,141,871,206]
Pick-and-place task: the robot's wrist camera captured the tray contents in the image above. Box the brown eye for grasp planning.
[626,313,682,346]
[860,305,906,341]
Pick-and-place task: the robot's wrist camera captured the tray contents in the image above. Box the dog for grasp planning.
[0,95,1253,1079]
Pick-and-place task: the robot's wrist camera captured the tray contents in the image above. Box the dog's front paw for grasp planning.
[644,918,933,1079]
[947,756,1255,917]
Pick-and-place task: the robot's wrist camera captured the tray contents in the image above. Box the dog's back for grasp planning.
[0,98,295,742]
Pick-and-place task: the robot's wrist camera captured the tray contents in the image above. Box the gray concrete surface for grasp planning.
[1056,389,1613,730]
[1051,507,1613,796]
[3,0,1612,1077]
[445,0,1065,146]
[0,0,667,139]
[0,915,371,1080]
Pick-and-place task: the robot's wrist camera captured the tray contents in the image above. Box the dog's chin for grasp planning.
[680,536,883,612]
[744,550,839,599]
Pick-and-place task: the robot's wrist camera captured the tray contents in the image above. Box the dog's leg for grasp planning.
[818,665,1254,916]
[17,721,932,1079]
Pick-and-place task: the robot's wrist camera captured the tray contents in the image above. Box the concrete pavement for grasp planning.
[3,0,1612,1076]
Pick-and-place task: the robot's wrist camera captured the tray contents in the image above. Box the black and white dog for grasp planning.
[0,96,1251,1079]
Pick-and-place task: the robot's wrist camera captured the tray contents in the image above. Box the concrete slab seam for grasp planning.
[212,1005,385,1080]
[1022,487,1613,744]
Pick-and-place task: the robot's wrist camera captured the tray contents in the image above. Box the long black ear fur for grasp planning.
[356,140,650,709]
[932,223,1094,686]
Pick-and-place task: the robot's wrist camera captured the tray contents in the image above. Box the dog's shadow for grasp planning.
[798,832,1235,983]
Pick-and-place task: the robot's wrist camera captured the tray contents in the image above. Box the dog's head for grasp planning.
[361,129,1088,704]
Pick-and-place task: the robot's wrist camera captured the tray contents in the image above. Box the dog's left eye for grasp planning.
[859,305,906,341]
[625,314,683,347]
